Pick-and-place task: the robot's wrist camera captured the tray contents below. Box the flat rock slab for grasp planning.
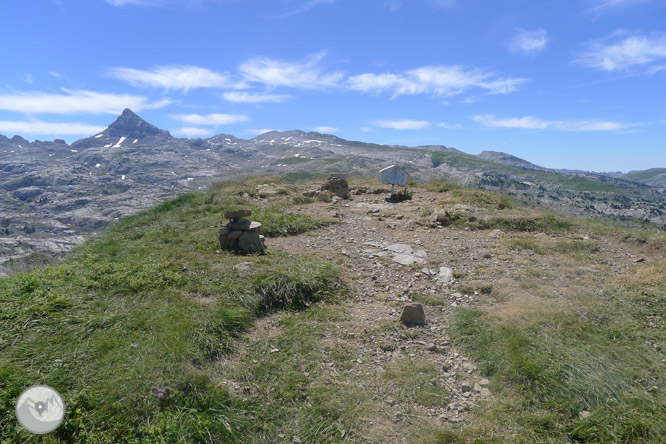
[384,243,427,266]
[228,218,262,231]
[225,209,252,220]
[392,253,426,266]
[437,266,454,283]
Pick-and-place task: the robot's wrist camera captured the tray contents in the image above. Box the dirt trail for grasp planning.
[262,191,501,423]
[219,187,650,441]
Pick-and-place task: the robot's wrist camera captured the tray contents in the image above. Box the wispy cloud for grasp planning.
[108,65,238,92]
[508,29,548,55]
[348,65,526,97]
[574,32,666,71]
[0,89,170,115]
[585,0,651,15]
[105,0,167,6]
[275,0,338,18]
[246,128,278,135]
[173,127,213,137]
[313,126,339,132]
[222,91,290,103]
[473,114,643,131]
[374,119,430,130]
[170,113,249,125]
[239,52,344,89]
[0,120,105,136]
[105,0,213,7]
[439,122,462,129]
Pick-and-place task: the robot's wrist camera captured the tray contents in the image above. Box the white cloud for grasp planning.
[239,52,344,89]
[360,126,376,132]
[0,89,170,115]
[375,119,430,130]
[313,126,339,132]
[25,74,33,85]
[473,114,642,131]
[246,128,278,135]
[439,122,462,129]
[474,115,549,129]
[170,113,249,125]
[508,29,548,55]
[173,127,213,137]
[222,91,290,103]
[348,65,526,97]
[108,65,237,91]
[586,0,651,14]
[575,32,666,71]
[0,120,105,136]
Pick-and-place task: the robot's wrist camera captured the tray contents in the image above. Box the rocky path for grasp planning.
[268,192,499,425]
[218,187,655,442]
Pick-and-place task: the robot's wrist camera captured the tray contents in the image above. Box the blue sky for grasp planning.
[1,0,665,171]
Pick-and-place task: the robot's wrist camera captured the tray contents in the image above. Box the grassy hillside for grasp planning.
[622,168,666,187]
[0,178,344,443]
[2,176,666,443]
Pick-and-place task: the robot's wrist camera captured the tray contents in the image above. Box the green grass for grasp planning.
[482,213,572,233]
[382,359,449,408]
[621,168,666,182]
[411,292,448,306]
[505,236,546,254]
[282,170,325,184]
[254,207,331,236]
[0,182,343,443]
[275,156,312,165]
[447,301,666,443]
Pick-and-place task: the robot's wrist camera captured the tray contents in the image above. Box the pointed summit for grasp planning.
[106,108,170,139]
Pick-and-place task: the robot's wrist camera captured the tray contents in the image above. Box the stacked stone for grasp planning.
[219,209,265,253]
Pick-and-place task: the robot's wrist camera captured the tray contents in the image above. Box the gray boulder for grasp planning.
[400,303,426,325]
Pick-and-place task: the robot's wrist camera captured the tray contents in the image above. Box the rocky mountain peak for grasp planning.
[106,108,171,139]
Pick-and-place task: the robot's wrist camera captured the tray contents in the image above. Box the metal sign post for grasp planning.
[380,165,409,196]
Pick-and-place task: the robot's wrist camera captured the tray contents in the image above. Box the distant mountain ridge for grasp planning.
[477,150,548,172]
[0,109,664,272]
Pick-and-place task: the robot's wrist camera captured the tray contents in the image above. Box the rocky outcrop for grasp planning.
[321,174,350,198]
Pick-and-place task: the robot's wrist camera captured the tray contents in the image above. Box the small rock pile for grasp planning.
[219,209,265,253]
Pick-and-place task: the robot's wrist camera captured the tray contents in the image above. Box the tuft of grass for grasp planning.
[411,292,447,306]
[505,236,546,254]
[422,180,461,193]
[292,195,314,205]
[482,213,572,233]
[254,208,330,237]
[447,303,666,443]
[382,359,449,408]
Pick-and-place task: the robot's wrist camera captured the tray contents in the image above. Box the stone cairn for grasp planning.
[219,209,265,253]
